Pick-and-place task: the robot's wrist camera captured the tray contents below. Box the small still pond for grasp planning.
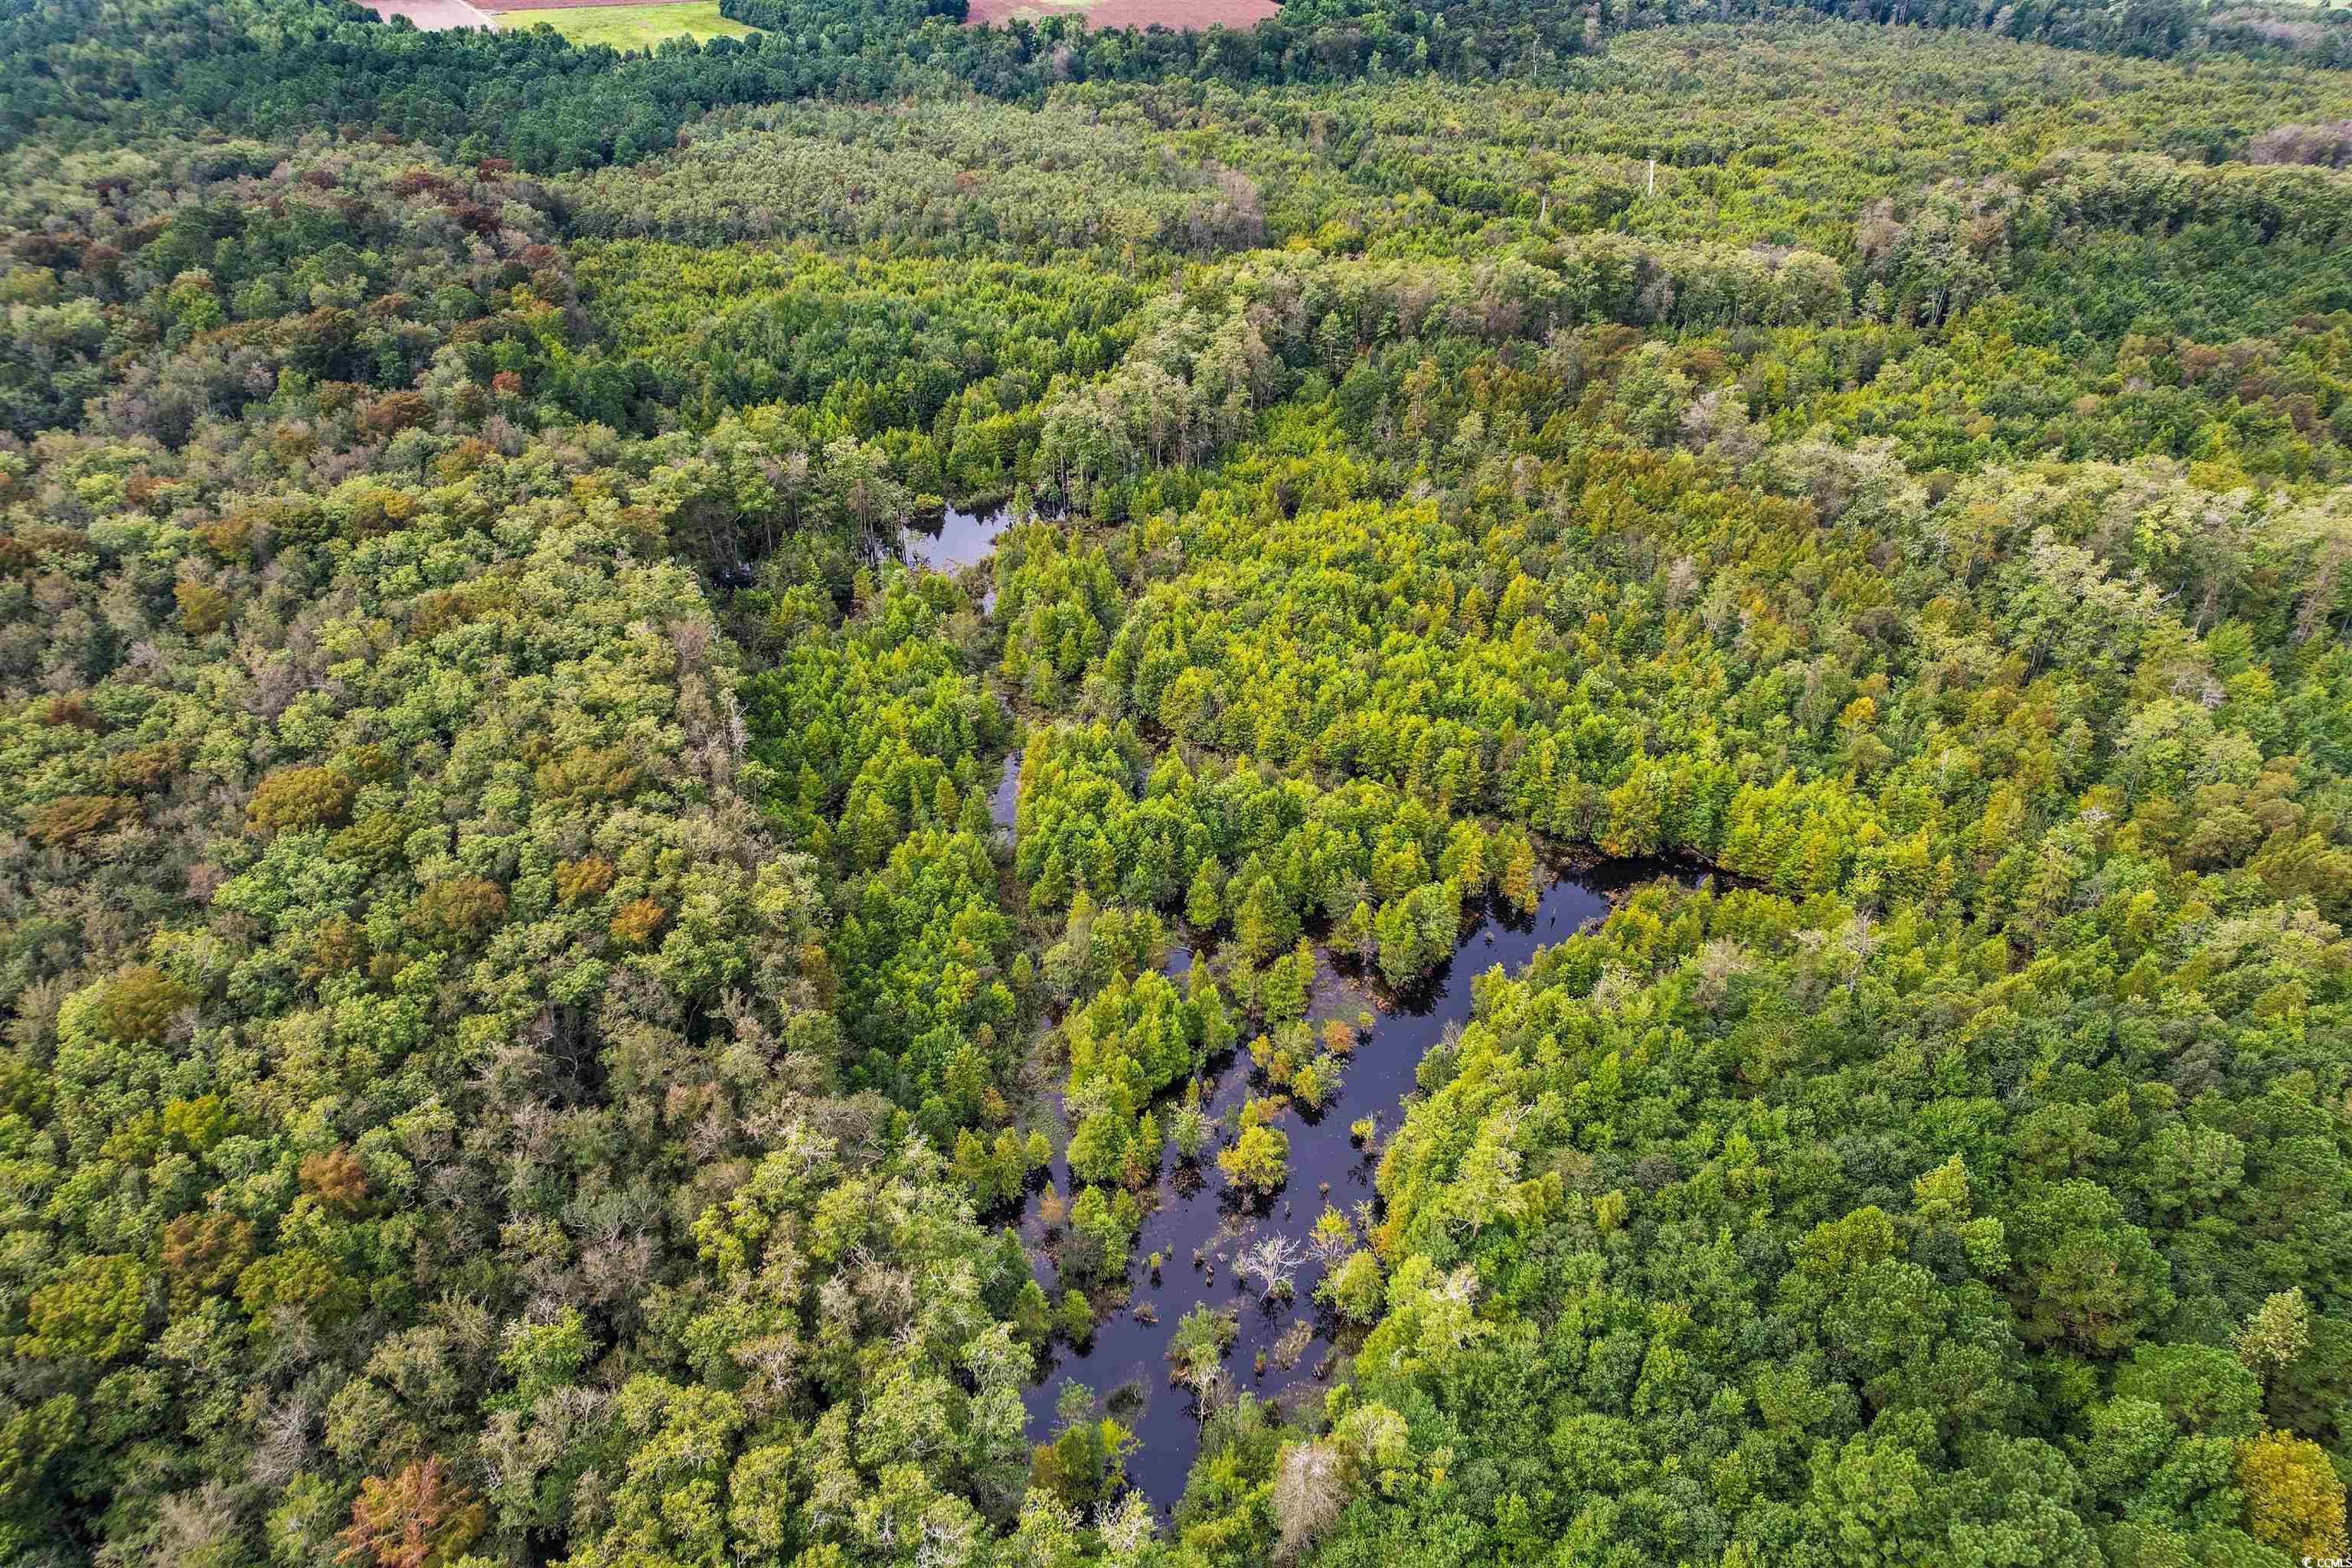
[1016,859,1700,1511]
[903,505,1012,575]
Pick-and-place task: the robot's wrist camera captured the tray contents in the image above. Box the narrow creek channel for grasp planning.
[898,508,1695,1512]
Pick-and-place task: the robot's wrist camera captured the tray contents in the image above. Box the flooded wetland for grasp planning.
[907,507,1696,1508]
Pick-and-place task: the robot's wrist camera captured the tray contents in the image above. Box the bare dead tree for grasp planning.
[1235,1233,1305,1302]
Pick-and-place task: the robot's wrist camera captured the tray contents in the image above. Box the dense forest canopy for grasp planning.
[2,0,2352,1563]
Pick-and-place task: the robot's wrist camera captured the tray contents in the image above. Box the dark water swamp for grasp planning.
[895,507,1698,1510]
[1011,859,1702,1511]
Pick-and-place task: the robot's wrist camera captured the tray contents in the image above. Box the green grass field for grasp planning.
[495,1,756,47]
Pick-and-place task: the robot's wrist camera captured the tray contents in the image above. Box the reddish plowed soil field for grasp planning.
[364,0,494,25]
[962,0,1279,27]
[490,0,699,11]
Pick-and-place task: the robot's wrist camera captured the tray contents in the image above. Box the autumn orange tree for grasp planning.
[336,1458,484,1568]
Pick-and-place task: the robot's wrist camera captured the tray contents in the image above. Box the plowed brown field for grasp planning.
[962,0,1279,26]
[364,0,494,25]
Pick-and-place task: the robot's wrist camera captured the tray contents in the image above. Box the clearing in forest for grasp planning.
[361,0,494,28]
[492,0,758,45]
[368,0,1280,37]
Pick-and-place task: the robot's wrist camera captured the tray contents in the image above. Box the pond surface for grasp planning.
[903,506,1012,575]
[1015,858,1700,1511]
